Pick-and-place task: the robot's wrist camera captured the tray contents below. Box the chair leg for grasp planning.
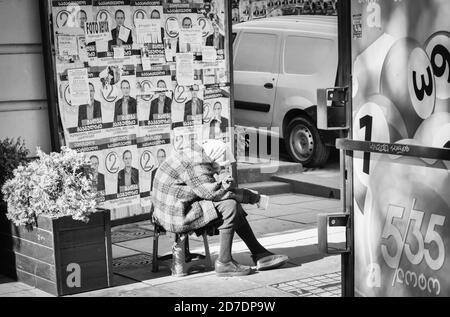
[202,232,212,268]
[152,225,159,273]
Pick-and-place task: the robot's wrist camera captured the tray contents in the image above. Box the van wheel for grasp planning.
[285,117,330,167]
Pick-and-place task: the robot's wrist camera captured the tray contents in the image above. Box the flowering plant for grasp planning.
[1,147,98,228]
[0,138,30,202]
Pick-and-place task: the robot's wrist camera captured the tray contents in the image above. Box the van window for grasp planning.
[235,32,278,73]
[232,32,237,43]
[284,36,334,75]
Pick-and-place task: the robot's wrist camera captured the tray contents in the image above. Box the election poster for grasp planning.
[70,139,107,205]
[136,64,173,95]
[102,65,139,138]
[171,85,204,125]
[136,64,173,136]
[93,0,134,48]
[58,67,106,143]
[103,134,141,211]
[163,3,199,56]
[202,86,231,143]
[171,84,204,151]
[351,0,450,297]
[130,0,164,43]
[239,0,251,22]
[137,133,172,208]
[52,0,94,33]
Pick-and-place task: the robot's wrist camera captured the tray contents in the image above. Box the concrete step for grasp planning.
[237,159,304,184]
[273,172,341,200]
[242,181,293,196]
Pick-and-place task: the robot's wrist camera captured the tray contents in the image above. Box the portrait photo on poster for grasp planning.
[137,133,172,207]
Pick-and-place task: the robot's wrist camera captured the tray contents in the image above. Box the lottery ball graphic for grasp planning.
[353,95,408,212]
[414,112,450,146]
[425,32,450,115]
[352,33,397,109]
[425,32,450,100]
[414,112,450,169]
[363,155,450,297]
[380,38,436,137]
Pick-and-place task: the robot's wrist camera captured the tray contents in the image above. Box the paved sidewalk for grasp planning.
[0,193,344,297]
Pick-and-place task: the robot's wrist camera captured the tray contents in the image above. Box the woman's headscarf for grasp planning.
[202,139,236,166]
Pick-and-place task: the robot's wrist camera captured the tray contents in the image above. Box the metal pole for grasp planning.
[39,0,62,152]
[337,0,354,297]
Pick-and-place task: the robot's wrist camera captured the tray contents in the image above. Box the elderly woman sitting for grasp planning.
[152,139,288,277]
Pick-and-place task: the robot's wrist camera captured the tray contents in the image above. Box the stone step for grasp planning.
[236,159,304,184]
[241,181,293,196]
[273,172,341,200]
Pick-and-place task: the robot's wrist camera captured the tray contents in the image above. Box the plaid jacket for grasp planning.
[152,148,233,234]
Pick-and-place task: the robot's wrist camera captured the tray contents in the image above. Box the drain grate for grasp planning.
[113,254,153,273]
[270,272,341,297]
[111,225,154,244]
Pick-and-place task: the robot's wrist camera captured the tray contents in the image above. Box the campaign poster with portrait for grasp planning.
[202,86,231,143]
[52,0,94,33]
[93,0,134,49]
[163,3,199,56]
[171,85,204,125]
[135,64,172,96]
[239,0,251,22]
[103,134,141,210]
[172,124,203,153]
[137,133,172,208]
[136,64,173,134]
[171,84,204,151]
[131,1,165,45]
[250,0,267,19]
[102,64,139,138]
[69,139,107,205]
[231,0,240,24]
[202,18,226,60]
[57,67,107,143]
[351,0,450,297]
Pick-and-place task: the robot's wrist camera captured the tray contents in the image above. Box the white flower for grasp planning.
[3,147,98,227]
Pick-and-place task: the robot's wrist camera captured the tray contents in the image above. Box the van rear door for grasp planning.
[233,30,280,129]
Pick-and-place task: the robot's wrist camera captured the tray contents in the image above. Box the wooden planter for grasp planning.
[0,204,113,296]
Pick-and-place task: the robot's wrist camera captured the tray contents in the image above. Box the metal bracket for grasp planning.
[318,213,351,255]
[317,87,349,131]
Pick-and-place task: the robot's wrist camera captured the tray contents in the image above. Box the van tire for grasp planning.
[285,116,330,167]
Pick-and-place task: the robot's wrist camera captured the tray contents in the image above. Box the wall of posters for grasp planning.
[232,0,338,24]
[49,0,233,221]
[351,0,450,297]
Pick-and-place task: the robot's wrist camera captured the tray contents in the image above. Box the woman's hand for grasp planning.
[221,175,234,190]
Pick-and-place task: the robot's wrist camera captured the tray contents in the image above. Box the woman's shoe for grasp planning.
[215,259,253,277]
[251,253,289,271]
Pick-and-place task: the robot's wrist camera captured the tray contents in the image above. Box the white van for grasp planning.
[233,16,339,167]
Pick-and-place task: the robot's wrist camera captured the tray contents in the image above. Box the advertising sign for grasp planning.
[351,0,450,297]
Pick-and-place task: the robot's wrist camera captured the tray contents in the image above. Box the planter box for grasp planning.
[0,204,113,296]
